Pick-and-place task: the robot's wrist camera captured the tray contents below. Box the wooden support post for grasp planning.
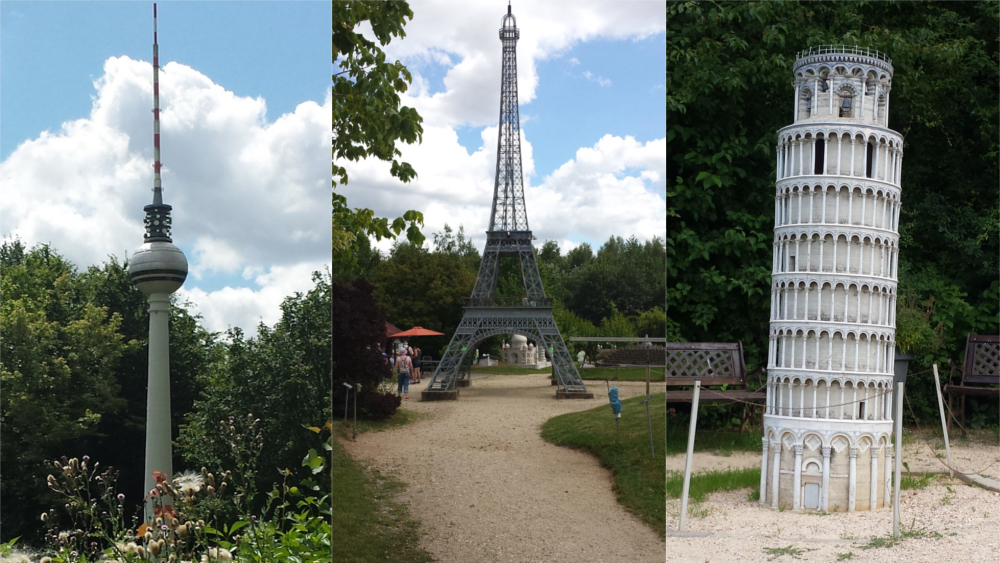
[679,380,701,531]
[932,364,953,478]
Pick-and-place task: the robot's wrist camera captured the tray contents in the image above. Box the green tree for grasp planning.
[667,0,999,368]
[178,273,332,500]
[0,241,129,543]
[333,1,427,276]
[371,242,476,356]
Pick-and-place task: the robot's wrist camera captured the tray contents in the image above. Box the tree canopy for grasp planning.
[333,0,426,276]
[667,0,999,369]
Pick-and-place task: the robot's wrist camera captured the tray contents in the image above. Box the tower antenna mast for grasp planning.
[152,3,163,205]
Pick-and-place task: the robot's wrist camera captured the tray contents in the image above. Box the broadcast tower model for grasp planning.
[761,46,903,512]
[128,4,187,514]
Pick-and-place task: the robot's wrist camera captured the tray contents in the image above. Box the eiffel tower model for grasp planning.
[422,4,593,401]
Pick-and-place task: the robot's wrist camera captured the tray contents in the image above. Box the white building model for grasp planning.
[502,334,551,369]
[761,45,903,512]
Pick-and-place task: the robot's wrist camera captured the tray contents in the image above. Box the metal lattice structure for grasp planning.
[600,344,667,367]
[423,5,589,399]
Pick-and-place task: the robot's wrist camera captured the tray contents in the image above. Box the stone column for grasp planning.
[849,138,856,176]
[837,133,843,176]
[870,446,881,510]
[793,445,803,509]
[821,446,831,511]
[771,441,782,508]
[848,446,858,511]
[760,438,770,505]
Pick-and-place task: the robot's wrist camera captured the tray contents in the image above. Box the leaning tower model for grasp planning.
[760,46,903,512]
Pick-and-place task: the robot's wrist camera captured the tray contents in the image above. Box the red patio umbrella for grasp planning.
[391,326,445,337]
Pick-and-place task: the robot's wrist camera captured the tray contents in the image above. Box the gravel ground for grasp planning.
[342,374,666,563]
[665,437,1000,562]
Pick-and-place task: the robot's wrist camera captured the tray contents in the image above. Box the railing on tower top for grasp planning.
[467,296,554,307]
[796,44,892,65]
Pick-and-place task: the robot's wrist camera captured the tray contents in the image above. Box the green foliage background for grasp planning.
[0,240,331,545]
[667,1,999,425]
[347,226,666,362]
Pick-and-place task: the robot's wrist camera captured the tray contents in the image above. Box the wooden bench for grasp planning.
[666,342,767,433]
[943,334,1000,435]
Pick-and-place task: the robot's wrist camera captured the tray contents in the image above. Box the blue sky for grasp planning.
[1,2,330,334]
[341,0,666,256]
[1,2,328,159]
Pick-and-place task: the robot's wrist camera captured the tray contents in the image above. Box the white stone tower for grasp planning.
[761,46,903,512]
[128,4,187,516]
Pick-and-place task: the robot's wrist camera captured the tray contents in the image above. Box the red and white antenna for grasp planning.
[152,3,163,205]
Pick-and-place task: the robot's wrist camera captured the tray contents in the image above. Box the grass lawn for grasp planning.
[540,393,666,538]
[666,467,761,502]
[333,408,435,563]
[470,365,665,382]
[666,424,763,456]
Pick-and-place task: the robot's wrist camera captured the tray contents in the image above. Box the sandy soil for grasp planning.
[342,374,666,563]
[665,437,1000,562]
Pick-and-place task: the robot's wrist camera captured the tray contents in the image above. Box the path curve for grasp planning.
[343,373,666,563]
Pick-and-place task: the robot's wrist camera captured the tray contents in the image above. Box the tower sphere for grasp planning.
[129,240,187,296]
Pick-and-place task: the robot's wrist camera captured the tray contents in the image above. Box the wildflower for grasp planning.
[41,558,53,563]
[173,470,205,496]
[149,540,162,556]
[82,455,90,461]
[201,548,232,563]
[176,523,189,537]
[153,470,168,484]
[117,493,125,501]
[40,512,48,522]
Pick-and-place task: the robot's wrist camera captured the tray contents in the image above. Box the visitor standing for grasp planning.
[395,349,412,400]
[412,347,422,383]
[577,348,586,369]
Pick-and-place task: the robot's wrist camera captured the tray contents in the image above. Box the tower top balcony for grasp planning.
[793,44,893,74]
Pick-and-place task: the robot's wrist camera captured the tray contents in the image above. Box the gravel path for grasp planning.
[343,374,666,563]
[665,439,1000,562]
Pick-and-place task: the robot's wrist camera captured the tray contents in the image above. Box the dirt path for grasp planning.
[665,440,1000,562]
[342,374,666,563]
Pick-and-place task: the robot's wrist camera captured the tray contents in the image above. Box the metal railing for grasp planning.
[466,296,553,307]
[796,44,891,65]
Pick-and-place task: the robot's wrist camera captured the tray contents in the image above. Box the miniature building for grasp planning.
[762,46,902,512]
[502,334,551,369]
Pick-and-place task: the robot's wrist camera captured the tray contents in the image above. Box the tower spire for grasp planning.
[152,2,162,205]
[490,3,527,232]
[143,2,173,242]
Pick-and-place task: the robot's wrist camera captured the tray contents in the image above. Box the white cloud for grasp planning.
[357,0,665,129]
[343,2,665,258]
[1,56,330,335]
[584,70,612,87]
[177,260,328,334]
[568,57,580,66]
